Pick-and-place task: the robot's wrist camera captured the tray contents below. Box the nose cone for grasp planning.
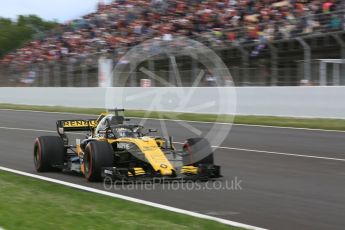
[159,164,173,176]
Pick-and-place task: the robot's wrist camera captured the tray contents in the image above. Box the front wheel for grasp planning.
[182,138,221,178]
[182,138,214,165]
[84,141,114,182]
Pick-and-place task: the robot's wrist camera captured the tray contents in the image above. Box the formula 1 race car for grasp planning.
[33,109,221,182]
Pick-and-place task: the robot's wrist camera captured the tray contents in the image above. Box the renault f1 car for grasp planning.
[33,109,221,182]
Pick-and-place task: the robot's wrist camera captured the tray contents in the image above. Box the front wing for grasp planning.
[102,164,221,183]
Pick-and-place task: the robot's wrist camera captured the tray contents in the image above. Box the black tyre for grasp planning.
[182,138,214,165]
[84,141,114,182]
[34,136,65,172]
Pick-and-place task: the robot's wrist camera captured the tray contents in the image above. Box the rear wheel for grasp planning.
[34,136,65,172]
[84,141,114,182]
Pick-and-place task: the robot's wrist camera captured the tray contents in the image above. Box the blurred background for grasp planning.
[0,0,344,87]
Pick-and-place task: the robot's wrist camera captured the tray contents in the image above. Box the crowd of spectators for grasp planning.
[1,0,345,68]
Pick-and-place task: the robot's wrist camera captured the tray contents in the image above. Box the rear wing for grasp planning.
[55,110,125,144]
[56,119,98,132]
[56,119,98,145]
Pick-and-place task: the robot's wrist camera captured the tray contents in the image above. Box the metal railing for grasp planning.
[2,62,332,87]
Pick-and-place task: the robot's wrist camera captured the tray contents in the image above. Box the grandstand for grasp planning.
[0,0,344,86]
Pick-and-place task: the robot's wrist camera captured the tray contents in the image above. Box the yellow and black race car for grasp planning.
[33,109,221,182]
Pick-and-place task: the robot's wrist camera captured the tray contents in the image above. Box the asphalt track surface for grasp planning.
[0,109,345,230]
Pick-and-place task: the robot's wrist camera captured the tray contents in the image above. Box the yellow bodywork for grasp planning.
[128,167,146,176]
[108,137,175,176]
[76,136,175,176]
[180,166,198,174]
[65,112,177,176]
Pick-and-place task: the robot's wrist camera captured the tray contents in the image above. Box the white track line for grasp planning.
[0,108,99,116]
[1,126,344,162]
[1,108,345,133]
[216,146,345,162]
[133,117,345,133]
[0,126,56,133]
[234,123,345,133]
[172,141,345,162]
[0,166,266,230]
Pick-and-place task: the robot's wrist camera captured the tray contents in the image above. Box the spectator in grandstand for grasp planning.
[329,14,342,30]
[1,0,344,69]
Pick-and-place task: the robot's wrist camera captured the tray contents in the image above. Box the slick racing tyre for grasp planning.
[84,141,114,182]
[182,137,214,165]
[34,136,65,172]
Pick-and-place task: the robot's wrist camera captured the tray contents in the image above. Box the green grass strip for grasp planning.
[1,103,345,131]
[0,170,240,230]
